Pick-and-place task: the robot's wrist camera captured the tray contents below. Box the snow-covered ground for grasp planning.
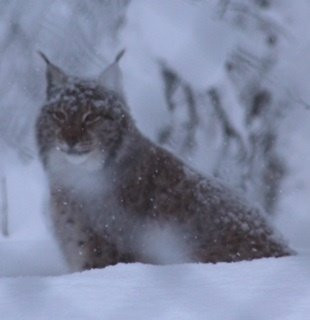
[1,157,309,319]
[2,257,310,320]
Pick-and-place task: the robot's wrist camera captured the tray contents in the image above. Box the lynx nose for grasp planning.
[66,137,78,148]
[62,130,80,149]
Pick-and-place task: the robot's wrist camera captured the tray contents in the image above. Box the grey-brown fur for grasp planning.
[36,53,293,271]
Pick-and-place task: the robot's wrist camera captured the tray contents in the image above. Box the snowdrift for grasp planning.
[1,256,310,320]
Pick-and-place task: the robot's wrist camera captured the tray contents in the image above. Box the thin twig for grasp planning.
[0,175,9,237]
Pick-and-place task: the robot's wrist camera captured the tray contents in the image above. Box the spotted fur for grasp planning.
[36,53,293,271]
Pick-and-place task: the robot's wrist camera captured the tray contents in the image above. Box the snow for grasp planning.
[1,1,310,319]
[0,239,66,277]
[1,257,310,320]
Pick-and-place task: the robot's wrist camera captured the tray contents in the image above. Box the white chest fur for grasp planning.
[47,148,106,196]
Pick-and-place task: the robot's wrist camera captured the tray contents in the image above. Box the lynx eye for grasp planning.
[102,113,114,121]
[51,110,67,122]
[83,112,101,124]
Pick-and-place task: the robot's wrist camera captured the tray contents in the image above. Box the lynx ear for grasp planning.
[38,51,68,98]
[98,49,125,95]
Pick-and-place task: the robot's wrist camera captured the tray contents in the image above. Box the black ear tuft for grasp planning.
[114,49,126,64]
[98,49,126,96]
[38,51,51,65]
[38,51,68,99]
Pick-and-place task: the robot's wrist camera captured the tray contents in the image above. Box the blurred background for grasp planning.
[0,0,310,276]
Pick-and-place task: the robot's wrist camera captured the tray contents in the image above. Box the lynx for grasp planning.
[36,51,293,271]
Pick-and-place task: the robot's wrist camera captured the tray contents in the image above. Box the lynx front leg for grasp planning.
[51,205,121,271]
[78,227,121,270]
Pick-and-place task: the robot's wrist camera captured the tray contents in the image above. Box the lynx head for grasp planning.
[36,50,134,168]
